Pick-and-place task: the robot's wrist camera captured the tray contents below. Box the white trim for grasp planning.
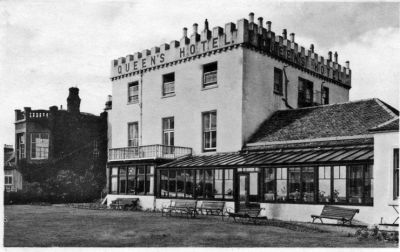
[246,134,373,147]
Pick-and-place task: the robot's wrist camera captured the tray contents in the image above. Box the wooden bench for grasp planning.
[161,199,197,218]
[110,198,139,211]
[311,205,359,225]
[198,201,225,219]
[226,207,268,224]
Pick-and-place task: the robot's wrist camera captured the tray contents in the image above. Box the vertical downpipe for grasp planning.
[140,70,143,147]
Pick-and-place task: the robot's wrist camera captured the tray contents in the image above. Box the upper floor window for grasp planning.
[128,82,139,104]
[322,87,329,105]
[273,68,283,95]
[202,111,217,152]
[298,78,313,108]
[162,73,175,96]
[203,62,217,88]
[5,170,13,185]
[17,133,25,159]
[128,122,139,147]
[31,133,49,160]
[162,117,174,146]
[394,149,399,200]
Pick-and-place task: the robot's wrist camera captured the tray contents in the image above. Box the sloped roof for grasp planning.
[369,117,399,133]
[248,98,398,144]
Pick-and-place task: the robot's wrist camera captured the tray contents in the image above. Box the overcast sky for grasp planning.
[0,0,399,147]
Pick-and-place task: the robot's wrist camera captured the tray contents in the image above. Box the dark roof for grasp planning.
[248,98,398,144]
[369,117,399,133]
[160,143,373,168]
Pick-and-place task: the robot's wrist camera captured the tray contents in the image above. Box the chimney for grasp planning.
[328,51,332,61]
[105,95,112,111]
[266,21,271,32]
[67,87,81,114]
[204,19,209,31]
[345,61,350,68]
[334,52,338,63]
[310,44,314,53]
[282,29,287,39]
[249,12,254,23]
[258,17,263,27]
[183,27,188,37]
[192,23,198,35]
[290,33,295,42]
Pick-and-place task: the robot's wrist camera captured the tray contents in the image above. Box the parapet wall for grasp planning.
[111,13,351,87]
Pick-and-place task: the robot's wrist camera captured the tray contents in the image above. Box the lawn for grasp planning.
[3,205,397,247]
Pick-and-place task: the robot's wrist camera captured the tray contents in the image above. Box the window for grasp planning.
[204,169,214,199]
[276,168,287,202]
[298,78,314,108]
[224,169,234,199]
[395,149,399,199]
[128,82,139,103]
[162,117,174,146]
[273,68,283,95]
[318,166,331,203]
[31,133,49,159]
[214,169,224,199]
[119,167,127,194]
[162,73,175,96]
[111,165,154,195]
[93,140,99,159]
[17,133,25,159]
[202,111,217,151]
[128,122,139,147]
[5,171,13,185]
[111,167,118,193]
[322,87,329,105]
[203,62,217,88]
[333,165,347,203]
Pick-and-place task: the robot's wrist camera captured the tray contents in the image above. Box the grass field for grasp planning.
[3,205,397,247]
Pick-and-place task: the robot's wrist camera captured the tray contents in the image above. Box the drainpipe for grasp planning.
[139,70,143,146]
[320,81,325,104]
[282,65,293,109]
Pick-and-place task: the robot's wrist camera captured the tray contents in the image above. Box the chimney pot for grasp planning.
[290,33,295,42]
[183,27,188,37]
[193,23,198,34]
[282,29,287,39]
[258,17,263,27]
[204,19,209,31]
[310,44,314,53]
[328,51,332,61]
[249,12,254,23]
[334,52,338,63]
[345,61,350,68]
[266,21,271,31]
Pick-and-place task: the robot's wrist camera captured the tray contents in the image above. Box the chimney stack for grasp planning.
[310,44,314,53]
[204,19,209,31]
[192,23,198,35]
[266,21,271,32]
[183,27,188,37]
[67,87,81,114]
[290,33,295,42]
[258,17,263,27]
[249,12,254,23]
[334,52,338,63]
[345,61,350,68]
[328,51,332,61]
[282,29,287,39]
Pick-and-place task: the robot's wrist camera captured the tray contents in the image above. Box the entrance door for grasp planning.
[238,174,249,209]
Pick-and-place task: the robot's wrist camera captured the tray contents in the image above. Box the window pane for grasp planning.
[211,131,217,148]
[214,169,223,199]
[365,164,373,204]
[160,170,169,197]
[348,165,363,204]
[264,168,276,201]
[277,168,287,201]
[211,113,217,129]
[224,169,233,199]
[203,114,210,130]
[288,168,301,202]
[204,132,211,149]
[333,166,347,203]
[111,177,118,193]
[195,169,204,198]
[137,175,145,195]
[204,169,214,199]
[168,170,177,197]
[127,166,136,194]
[119,167,127,194]
[302,167,315,203]
[176,170,185,198]
[318,166,331,203]
[185,170,194,198]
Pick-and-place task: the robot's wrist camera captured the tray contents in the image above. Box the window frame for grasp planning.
[30,133,49,160]
[162,117,174,146]
[202,111,217,152]
[162,72,175,97]
[298,77,314,108]
[5,171,13,185]
[109,165,154,195]
[202,62,218,88]
[273,68,283,95]
[128,81,139,104]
